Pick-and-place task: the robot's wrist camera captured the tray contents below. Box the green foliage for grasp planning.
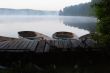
[93,0,110,20]
[97,17,110,34]
[92,33,110,48]
[92,0,110,47]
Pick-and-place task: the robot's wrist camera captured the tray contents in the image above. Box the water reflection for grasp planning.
[61,16,97,32]
[0,16,96,38]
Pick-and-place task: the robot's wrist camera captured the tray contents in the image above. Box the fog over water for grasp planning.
[0,15,97,38]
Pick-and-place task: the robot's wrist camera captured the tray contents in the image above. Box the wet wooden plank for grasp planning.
[44,40,50,52]
[26,40,34,49]
[21,40,30,49]
[30,40,38,51]
[12,39,24,49]
[36,40,46,53]
[0,41,11,49]
[54,40,57,48]
[62,40,68,51]
[71,40,80,48]
[44,43,50,52]
[17,39,30,49]
[50,40,54,48]
[3,41,10,49]
[66,40,72,51]
[48,40,54,48]
[58,40,63,48]
[55,40,59,48]
[68,40,71,47]
[16,40,26,49]
[57,40,63,49]
[8,39,20,49]
[0,41,9,49]
[70,39,81,51]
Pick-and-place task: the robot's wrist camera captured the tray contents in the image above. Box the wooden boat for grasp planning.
[18,31,52,40]
[0,36,17,42]
[52,31,74,39]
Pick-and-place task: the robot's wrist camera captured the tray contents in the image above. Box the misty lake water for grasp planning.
[0,16,97,38]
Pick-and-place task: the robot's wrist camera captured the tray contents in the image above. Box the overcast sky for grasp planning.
[0,0,91,11]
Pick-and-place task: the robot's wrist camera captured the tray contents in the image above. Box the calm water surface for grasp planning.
[0,16,97,38]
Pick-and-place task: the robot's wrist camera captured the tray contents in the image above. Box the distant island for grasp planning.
[59,1,95,16]
[0,8,58,15]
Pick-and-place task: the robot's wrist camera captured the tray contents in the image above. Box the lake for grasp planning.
[0,16,97,38]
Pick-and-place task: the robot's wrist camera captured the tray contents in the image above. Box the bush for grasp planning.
[97,17,110,34]
[92,33,110,48]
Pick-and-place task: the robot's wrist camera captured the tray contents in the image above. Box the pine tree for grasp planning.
[93,0,110,48]
[93,0,110,34]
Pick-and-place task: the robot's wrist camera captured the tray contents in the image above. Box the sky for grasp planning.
[0,0,91,11]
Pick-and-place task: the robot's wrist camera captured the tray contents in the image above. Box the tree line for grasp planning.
[59,2,95,16]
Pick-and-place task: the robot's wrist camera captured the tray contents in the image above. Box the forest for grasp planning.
[59,1,95,16]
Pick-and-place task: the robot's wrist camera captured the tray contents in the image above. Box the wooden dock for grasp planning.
[0,38,104,52]
[0,38,109,64]
[0,38,83,52]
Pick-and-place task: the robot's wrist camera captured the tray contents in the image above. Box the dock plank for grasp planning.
[0,41,10,49]
[30,40,38,51]
[0,41,9,49]
[44,40,50,52]
[69,40,73,49]
[36,40,46,53]
[44,43,50,52]
[66,40,72,51]
[3,41,10,49]
[12,39,24,49]
[47,40,53,48]
[26,40,34,49]
[55,40,59,48]
[17,39,30,49]
[8,39,20,49]
[61,40,67,51]
[21,40,30,49]
[0,38,83,53]
[52,40,55,47]
[58,40,63,48]
[70,39,81,51]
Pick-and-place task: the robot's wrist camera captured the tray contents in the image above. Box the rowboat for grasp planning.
[52,31,74,39]
[18,31,52,40]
